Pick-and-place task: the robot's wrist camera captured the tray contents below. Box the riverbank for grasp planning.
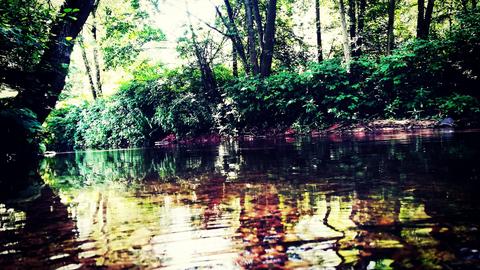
[154,118,479,146]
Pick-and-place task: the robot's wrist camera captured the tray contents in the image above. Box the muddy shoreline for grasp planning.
[154,119,479,146]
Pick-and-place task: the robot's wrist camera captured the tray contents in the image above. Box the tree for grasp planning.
[357,0,366,55]
[337,0,351,67]
[216,0,250,73]
[101,1,165,69]
[417,0,435,39]
[4,0,97,122]
[387,0,396,54]
[232,42,239,77]
[259,0,277,77]
[348,0,357,56]
[245,0,260,74]
[315,0,323,62]
[77,0,102,100]
[185,19,217,99]
[216,0,278,77]
[91,3,103,97]
[78,35,98,99]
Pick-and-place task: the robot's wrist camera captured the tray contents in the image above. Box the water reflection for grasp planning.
[1,130,480,269]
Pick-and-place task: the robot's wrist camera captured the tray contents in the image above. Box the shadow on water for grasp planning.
[1,130,480,269]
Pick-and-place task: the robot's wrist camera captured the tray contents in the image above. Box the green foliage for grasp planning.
[75,98,149,149]
[43,8,480,149]
[153,92,212,137]
[44,105,83,151]
[437,94,480,118]
[44,66,215,150]
[0,108,42,158]
[102,3,165,69]
[0,0,52,70]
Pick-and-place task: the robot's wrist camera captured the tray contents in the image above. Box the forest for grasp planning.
[2,1,480,269]
[1,0,479,153]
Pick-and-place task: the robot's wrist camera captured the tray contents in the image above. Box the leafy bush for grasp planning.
[43,9,480,148]
[75,98,150,149]
[153,92,213,137]
[0,108,42,158]
[44,104,83,151]
[437,94,480,118]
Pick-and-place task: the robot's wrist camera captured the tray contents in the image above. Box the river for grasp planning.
[1,130,479,269]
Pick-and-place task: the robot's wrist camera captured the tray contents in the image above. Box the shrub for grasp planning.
[0,108,42,158]
[436,94,480,118]
[44,104,83,151]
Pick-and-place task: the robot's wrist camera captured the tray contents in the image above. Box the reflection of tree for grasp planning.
[235,183,289,268]
[28,131,480,269]
[0,186,80,269]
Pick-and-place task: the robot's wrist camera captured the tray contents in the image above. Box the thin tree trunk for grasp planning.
[219,0,250,73]
[348,0,357,56]
[79,37,98,99]
[386,0,396,54]
[315,0,323,62]
[91,14,102,97]
[232,42,238,77]
[338,0,351,68]
[187,20,216,95]
[424,0,435,38]
[417,0,425,38]
[260,0,277,77]
[252,0,264,50]
[473,0,477,9]
[244,0,260,75]
[327,38,337,59]
[14,0,96,122]
[357,0,366,55]
[193,40,217,94]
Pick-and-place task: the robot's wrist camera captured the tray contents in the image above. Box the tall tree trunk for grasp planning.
[232,42,238,77]
[219,0,250,74]
[386,0,396,54]
[260,0,277,77]
[78,37,98,99]
[338,0,351,68]
[357,0,366,55]
[14,0,96,122]
[348,0,357,56]
[244,0,260,75]
[188,21,216,96]
[424,0,435,38]
[186,2,216,99]
[91,15,102,97]
[315,0,323,62]
[252,0,264,50]
[91,0,102,96]
[417,0,425,38]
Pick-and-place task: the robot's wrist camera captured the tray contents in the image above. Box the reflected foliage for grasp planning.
[2,132,480,268]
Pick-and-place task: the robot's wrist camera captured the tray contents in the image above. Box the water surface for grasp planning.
[1,130,480,269]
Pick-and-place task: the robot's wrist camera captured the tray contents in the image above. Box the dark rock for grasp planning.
[438,117,455,127]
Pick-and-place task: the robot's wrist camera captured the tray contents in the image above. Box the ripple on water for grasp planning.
[2,132,480,269]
